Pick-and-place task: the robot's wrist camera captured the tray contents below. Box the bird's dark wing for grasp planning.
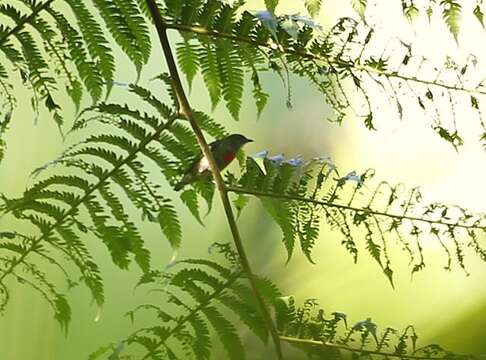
[209,139,222,151]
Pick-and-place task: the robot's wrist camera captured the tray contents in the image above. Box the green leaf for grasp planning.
[202,306,245,360]
[199,44,222,109]
[216,42,244,120]
[176,40,200,90]
[261,198,296,262]
[433,126,464,151]
[88,344,118,360]
[91,0,151,75]
[383,265,395,289]
[474,5,485,29]
[251,71,269,118]
[180,189,203,225]
[158,203,182,249]
[404,4,419,22]
[64,0,115,87]
[305,0,323,18]
[194,181,215,214]
[440,0,461,42]
[364,113,376,130]
[218,293,268,342]
[48,8,104,103]
[351,0,367,18]
[54,294,72,334]
[264,0,279,13]
[187,314,211,360]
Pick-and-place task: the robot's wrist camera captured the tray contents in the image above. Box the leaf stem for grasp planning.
[164,22,486,97]
[226,186,486,231]
[279,336,444,360]
[144,1,283,359]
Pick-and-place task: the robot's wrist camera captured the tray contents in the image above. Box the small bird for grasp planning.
[174,134,253,191]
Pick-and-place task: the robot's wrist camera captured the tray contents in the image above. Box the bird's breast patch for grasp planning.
[223,152,236,164]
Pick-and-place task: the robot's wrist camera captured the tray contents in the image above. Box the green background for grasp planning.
[0,1,485,359]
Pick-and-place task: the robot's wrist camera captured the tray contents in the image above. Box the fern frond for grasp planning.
[29,16,83,110]
[47,8,104,103]
[277,296,473,360]
[161,3,486,149]
[440,0,461,42]
[0,89,182,323]
[158,203,182,249]
[199,43,222,109]
[64,0,115,93]
[91,0,151,75]
[0,81,237,321]
[229,154,486,283]
[305,0,323,18]
[351,0,367,18]
[176,39,200,89]
[92,255,279,360]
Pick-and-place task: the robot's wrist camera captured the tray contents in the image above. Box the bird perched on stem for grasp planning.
[174,134,253,191]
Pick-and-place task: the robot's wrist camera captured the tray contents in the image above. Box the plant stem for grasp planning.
[226,186,486,231]
[164,22,486,97]
[144,1,283,359]
[279,336,444,360]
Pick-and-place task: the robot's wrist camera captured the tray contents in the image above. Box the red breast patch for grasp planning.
[223,152,236,164]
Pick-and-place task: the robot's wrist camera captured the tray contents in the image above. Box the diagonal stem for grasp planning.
[144,1,283,359]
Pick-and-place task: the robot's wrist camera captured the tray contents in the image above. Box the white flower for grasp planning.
[268,153,285,164]
[343,171,363,185]
[286,155,303,167]
[252,150,269,159]
[288,14,323,31]
[252,10,278,36]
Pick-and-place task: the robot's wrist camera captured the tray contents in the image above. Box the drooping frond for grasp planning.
[228,153,486,286]
[0,0,149,137]
[0,79,229,327]
[305,0,323,18]
[157,0,486,150]
[90,255,281,360]
[276,296,474,360]
[91,253,473,360]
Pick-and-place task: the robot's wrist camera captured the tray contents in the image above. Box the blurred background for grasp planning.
[0,1,485,359]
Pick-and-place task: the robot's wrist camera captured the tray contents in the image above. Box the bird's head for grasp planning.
[225,134,253,152]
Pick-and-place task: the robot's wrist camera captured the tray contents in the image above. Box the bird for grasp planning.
[174,134,253,191]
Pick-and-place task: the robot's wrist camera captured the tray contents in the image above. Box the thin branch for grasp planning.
[226,186,486,231]
[279,336,445,360]
[144,1,283,359]
[164,22,486,97]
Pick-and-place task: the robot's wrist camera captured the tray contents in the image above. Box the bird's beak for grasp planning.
[246,138,254,143]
